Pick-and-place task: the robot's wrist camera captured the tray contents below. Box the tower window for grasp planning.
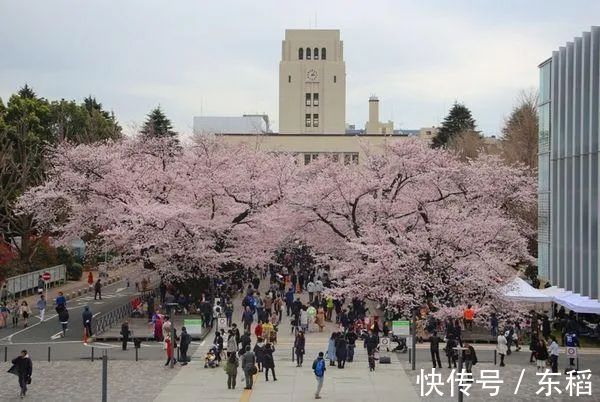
[334,75,337,83]
[313,93,319,106]
[288,75,291,83]
[313,113,319,127]
[298,48,303,60]
[314,47,319,60]
[306,47,311,60]
[305,113,311,127]
[321,48,326,60]
[305,93,311,107]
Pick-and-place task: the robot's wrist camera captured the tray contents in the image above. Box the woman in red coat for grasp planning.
[87,272,94,288]
[254,320,263,339]
[165,335,174,367]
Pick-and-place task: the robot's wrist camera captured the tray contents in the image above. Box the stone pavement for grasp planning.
[0,360,178,401]
[154,279,420,402]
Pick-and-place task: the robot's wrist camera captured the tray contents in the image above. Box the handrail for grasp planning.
[93,287,158,335]
[5,265,66,295]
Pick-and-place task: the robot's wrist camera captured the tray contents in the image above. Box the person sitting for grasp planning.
[204,346,219,368]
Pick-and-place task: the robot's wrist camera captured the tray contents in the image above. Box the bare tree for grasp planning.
[447,129,485,161]
[501,91,538,171]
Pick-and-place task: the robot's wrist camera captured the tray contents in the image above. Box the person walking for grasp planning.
[496,331,508,367]
[327,332,338,367]
[294,331,306,367]
[462,343,477,373]
[58,307,69,337]
[535,338,549,372]
[87,271,94,288]
[10,300,19,328]
[263,343,277,381]
[242,306,253,332]
[316,306,325,332]
[36,295,46,322]
[82,306,93,338]
[94,279,102,300]
[164,334,175,367]
[346,329,358,363]
[254,337,266,372]
[239,330,251,356]
[120,321,131,351]
[549,336,560,373]
[312,351,326,399]
[227,329,238,358]
[10,350,32,398]
[55,292,66,310]
[37,275,44,295]
[529,332,539,363]
[19,301,31,328]
[241,345,257,390]
[179,326,191,365]
[225,352,239,389]
[430,331,442,368]
[445,335,458,368]
[307,280,316,303]
[335,334,348,368]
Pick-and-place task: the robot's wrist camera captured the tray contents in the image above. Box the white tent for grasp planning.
[502,277,553,303]
[540,286,600,314]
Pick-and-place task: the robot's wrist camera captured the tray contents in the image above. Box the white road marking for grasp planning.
[200,340,205,346]
[50,331,64,340]
[116,287,126,293]
[83,342,117,349]
[93,313,101,318]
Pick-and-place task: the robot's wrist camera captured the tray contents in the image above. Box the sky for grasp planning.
[1,1,599,136]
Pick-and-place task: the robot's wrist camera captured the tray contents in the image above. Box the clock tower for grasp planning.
[279,29,346,134]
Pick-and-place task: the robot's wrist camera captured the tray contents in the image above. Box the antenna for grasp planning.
[315,12,318,28]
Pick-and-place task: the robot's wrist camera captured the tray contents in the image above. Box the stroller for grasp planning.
[204,345,219,368]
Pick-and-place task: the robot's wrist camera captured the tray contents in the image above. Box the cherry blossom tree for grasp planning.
[285,139,536,318]
[17,136,297,279]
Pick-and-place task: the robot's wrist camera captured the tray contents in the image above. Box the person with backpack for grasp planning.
[312,351,326,399]
[224,352,239,389]
[82,306,93,338]
[58,307,69,337]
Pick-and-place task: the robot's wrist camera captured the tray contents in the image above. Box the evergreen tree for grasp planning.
[18,84,37,99]
[432,102,477,148]
[140,106,177,139]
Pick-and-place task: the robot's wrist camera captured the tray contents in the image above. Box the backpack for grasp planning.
[314,359,325,377]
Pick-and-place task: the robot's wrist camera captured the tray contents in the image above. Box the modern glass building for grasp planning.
[538,26,600,298]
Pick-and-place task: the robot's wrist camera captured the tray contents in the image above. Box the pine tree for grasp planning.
[18,84,37,99]
[140,106,177,139]
[432,102,477,148]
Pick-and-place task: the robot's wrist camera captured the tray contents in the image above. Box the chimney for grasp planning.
[367,95,379,134]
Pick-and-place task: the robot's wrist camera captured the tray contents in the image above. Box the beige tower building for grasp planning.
[279,29,346,134]
[365,96,393,134]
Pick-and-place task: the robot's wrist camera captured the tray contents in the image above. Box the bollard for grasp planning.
[135,347,138,362]
[91,347,95,362]
[102,350,108,402]
[494,350,497,365]
[408,349,411,364]
[292,347,295,362]
[48,346,51,362]
[4,346,7,362]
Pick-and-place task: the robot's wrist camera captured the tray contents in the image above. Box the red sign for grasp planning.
[42,272,51,281]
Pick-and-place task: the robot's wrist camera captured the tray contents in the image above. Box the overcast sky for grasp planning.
[1,1,598,136]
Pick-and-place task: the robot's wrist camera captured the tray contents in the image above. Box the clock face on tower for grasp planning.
[306,69,318,81]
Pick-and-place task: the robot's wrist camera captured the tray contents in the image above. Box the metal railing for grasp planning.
[93,287,158,335]
[93,301,133,335]
[5,265,66,296]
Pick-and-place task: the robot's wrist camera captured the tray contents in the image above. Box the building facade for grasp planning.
[279,29,346,134]
[538,26,600,298]
[365,96,394,134]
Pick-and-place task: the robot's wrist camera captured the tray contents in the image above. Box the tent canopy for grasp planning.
[541,287,600,314]
[502,277,553,303]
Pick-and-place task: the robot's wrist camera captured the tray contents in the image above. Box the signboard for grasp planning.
[380,336,390,350]
[42,272,51,281]
[217,317,227,330]
[406,335,413,349]
[393,320,410,336]
[183,319,203,337]
[566,346,578,358]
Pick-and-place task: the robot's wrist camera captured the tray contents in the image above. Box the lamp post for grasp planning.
[411,307,419,371]
[453,346,467,402]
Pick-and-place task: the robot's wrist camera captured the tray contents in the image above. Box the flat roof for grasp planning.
[215,133,408,137]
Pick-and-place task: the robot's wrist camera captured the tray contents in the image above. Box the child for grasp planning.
[368,353,376,371]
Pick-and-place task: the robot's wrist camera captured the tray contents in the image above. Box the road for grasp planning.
[0,279,137,344]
